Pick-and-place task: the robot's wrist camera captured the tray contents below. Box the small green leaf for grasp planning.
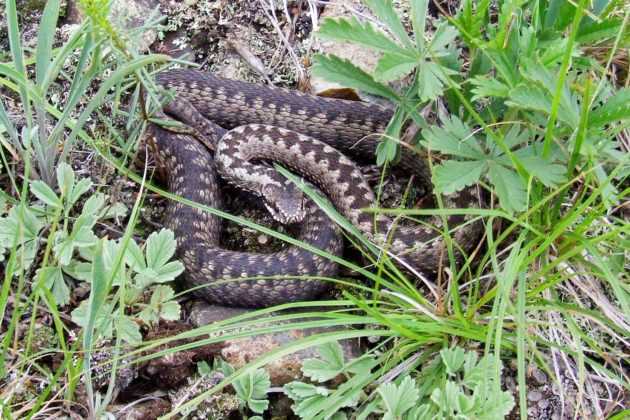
[283,381,330,419]
[116,315,142,345]
[417,61,457,102]
[378,376,420,420]
[30,180,62,209]
[56,162,75,199]
[38,266,70,306]
[518,155,566,187]
[589,88,630,128]
[318,16,413,57]
[283,381,330,400]
[197,361,212,377]
[102,202,128,219]
[363,0,414,49]
[422,116,484,159]
[487,162,528,213]
[302,342,345,382]
[71,300,114,339]
[433,160,485,194]
[144,285,181,322]
[69,178,93,207]
[374,52,418,82]
[428,22,459,55]
[470,76,510,101]
[80,191,104,217]
[440,347,466,375]
[232,369,270,414]
[146,229,177,269]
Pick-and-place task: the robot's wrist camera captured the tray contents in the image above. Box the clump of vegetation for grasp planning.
[0,0,628,418]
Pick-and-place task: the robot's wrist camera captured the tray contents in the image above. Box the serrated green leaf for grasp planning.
[428,22,459,55]
[433,160,485,194]
[155,261,185,283]
[102,202,128,219]
[30,180,62,209]
[589,88,630,128]
[160,296,180,320]
[56,162,75,199]
[345,354,378,374]
[144,285,180,321]
[410,0,428,49]
[116,315,142,345]
[0,205,44,243]
[440,347,466,375]
[363,0,414,49]
[302,342,345,382]
[518,155,567,187]
[422,116,484,159]
[312,54,399,102]
[470,76,510,101]
[283,381,330,400]
[38,266,70,306]
[507,84,552,114]
[232,369,270,414]
[137,305,158,325]
[417,61,456,102]
[378,376,420,420]
[54,214,98,265]
[290,393,329,418]
[150,284,175,304]
[79,191,103,218]
[71,300,114,339]
[318,16,414,57]
[146,229,178,270]
[69,178,93,207]
[374,52,418,82]
[487,162,527,213]
[126,238,145,271]
[197,360,212,377]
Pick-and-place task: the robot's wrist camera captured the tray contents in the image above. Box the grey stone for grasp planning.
[189,300,364,386]
[528,390,543,402]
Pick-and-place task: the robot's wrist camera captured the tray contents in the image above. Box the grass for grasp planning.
[0,0,629,419]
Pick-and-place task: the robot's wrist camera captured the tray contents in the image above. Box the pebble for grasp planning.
[528,390,543,402]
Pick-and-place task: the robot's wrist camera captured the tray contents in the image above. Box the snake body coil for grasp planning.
[150,69,482,307]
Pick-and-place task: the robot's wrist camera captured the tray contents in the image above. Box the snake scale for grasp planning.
[147,69,482,308]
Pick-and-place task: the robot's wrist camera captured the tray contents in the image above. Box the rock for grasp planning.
[109,398,171,420]
[153,28,194,60]
[189,300,364,386]
[531,365,547,385]
[65,0,159,52]
[527,390,542,402]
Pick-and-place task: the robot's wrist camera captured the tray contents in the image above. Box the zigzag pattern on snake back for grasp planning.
[150,69,483,306]
[215,124,483,276]
[146,124,343,308]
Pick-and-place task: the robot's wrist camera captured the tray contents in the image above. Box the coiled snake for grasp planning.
[147,69,482,307]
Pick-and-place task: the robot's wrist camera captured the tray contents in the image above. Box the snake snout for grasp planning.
[261,183,306,224]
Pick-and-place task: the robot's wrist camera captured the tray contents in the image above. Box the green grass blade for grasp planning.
[35,0,60,87]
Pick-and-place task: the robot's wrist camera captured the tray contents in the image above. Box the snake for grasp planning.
[148,69,483,307]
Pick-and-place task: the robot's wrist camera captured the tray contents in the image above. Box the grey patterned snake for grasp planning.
[147,69,483,307]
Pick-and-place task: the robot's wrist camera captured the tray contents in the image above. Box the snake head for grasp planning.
[261,181,306,224]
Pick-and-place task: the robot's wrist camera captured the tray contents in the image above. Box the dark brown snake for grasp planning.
[147,69,483,308]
